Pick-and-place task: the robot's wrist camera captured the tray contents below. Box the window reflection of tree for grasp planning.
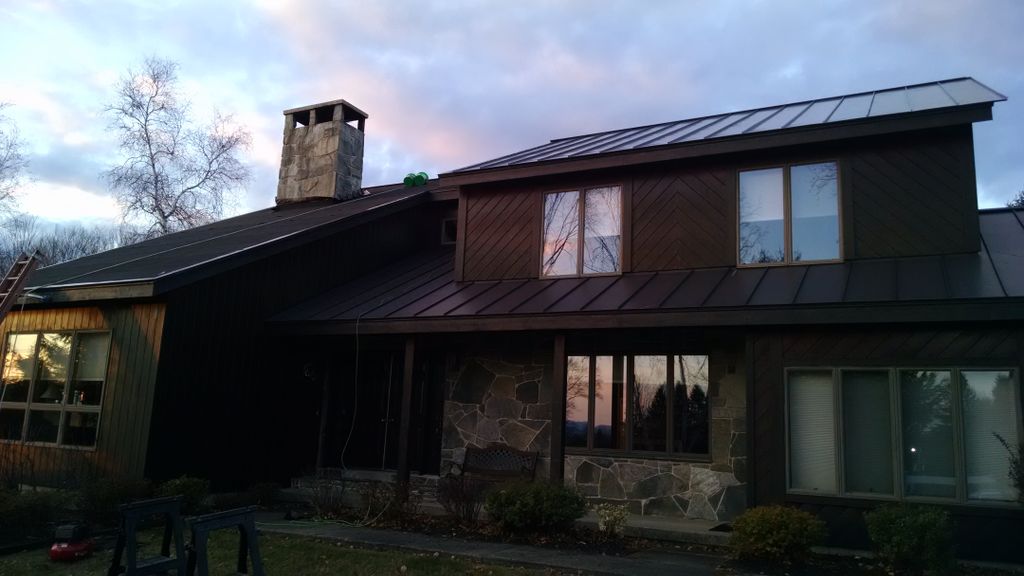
[902,371,954,497]
[564,356,589,447]
[583,188,620,274]
[631,357,667,451]
[33,333,72,404]
[542,192,579,276]
[674,355,709,454]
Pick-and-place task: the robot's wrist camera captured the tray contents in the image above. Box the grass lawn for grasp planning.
[0,530,549,575]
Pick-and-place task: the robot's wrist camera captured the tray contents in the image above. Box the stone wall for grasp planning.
[563,348,747,521]
[441,346,553,479]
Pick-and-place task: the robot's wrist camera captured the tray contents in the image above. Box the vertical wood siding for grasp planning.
[148,204,444,488]
[0,304,165,485]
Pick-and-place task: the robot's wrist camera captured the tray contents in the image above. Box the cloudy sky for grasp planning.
[0,0,1021,225]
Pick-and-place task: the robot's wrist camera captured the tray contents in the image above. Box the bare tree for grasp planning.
[0,215,119,273]
[104,57,251,239]
[1009,187,1024,209]
[0,103,26,216]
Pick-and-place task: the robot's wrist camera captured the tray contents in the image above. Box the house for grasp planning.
[2,79,1022,561]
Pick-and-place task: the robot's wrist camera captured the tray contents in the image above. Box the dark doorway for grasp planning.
[411,352,447,474]
[327,350,402,470]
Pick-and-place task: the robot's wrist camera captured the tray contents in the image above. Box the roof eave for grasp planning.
[269,296,1024,336]
[19,281,156,305]
[441,104,994,187]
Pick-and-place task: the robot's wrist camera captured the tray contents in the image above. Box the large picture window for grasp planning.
[542,185,622,277]
[786,366,1022,504]
[739,161,840,265]
[565,354,709,456]
[0,331,111,448]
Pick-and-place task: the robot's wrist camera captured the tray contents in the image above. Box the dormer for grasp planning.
[441,78,1006,282]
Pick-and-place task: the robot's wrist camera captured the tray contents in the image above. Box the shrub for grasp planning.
[309,475,347,520]
[77,477,152,526]
[0,489,66,540]
[485,482,587,534]
[594,503,629,538]
[729,505,825,565]
[250,482,280,507]
[359,481,421,525]
[156,475,210,516]
[436,476,489,524]
[865,504,955,575]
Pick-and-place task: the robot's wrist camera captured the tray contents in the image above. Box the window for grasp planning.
[0,331,111,448]
[786,366,1022,504]
[441,217,457,245]
[542,185,621,277]
[739,161,840,265]
[565,354,709,456]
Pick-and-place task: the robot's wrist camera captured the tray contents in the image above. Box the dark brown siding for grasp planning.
[846,125,979,258]
[462,186,538,281]
[456,126,981,280]
[750,325,1024,562]
[0,304,165,485]
[632,165,735,271]
[148,203,446,488]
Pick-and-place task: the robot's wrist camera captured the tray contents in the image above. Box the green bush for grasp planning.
[436,476,489,524]
[729,505,825,565]
[156,475,210,516]
[0,489,66,540]
[865,504,955,575]
[484,482,586,534]
[77,477,152,526]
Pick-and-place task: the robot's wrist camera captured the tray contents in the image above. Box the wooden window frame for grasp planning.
[0,330,112,451]
[737,160,844,268]
[784,365,1024,508]
[540,184,624,278]
[564,352,712,462]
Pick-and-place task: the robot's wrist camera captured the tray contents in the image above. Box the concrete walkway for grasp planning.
[255,513,724,576]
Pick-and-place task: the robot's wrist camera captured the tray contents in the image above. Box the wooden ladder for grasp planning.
[0,251,41,322]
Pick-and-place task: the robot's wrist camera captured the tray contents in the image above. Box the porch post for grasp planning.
[315,362,332,469]
[550,334,566,483]
[396,336,415,491]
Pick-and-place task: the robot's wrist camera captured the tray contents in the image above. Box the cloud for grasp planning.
[19,181,120,223]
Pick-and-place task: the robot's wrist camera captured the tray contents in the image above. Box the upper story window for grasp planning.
[739,161,840,265]
[0,331,111,448]
[542,185,622,277]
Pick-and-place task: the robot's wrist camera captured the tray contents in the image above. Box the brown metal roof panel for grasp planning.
[583,273,656,311]
[896,256,947,301]
[788,98,843,127]
[513,277,586,314]
[752,102,812,131]
[794,263,849,304]
[316,257,453,320]
[531,130,634,162]
[662,268,730,308]
[636,115,726,148]
[712,107,782,137]
[940,78,1007,105]
[989,253,1024,297]
[682,111,755,141]
[478,279,552,315]
[560,125,669,158]
[827,93,873,122]
[379,278,466,319]
[415,281,497,317]
[546,275,620,313]
[943,252,1005,299]
[619,271,691,310]
[598,121,696,152]
[447,280,527,316]
[906,83,957,111]
[703,268,767,307]
[844,259,897,302]
[867,88,911,117]
[342,272,454,319]
[980,210,1024,297]
[747,266,806,306]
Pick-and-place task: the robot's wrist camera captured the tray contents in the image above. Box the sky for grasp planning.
[0,0,1021,225]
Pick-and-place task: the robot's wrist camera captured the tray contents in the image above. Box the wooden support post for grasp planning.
[396,336,415,493]
[550,334,566,483]
[315,362,332,470]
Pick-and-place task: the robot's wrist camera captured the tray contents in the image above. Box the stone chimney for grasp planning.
[277,99,368,204]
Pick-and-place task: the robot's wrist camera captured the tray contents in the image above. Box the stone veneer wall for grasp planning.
[563,348,747,521]
[441,346,553,479]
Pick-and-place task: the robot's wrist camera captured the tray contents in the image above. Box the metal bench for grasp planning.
[451,443,538,482]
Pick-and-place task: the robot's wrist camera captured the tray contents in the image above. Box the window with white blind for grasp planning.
[786,367,1022,504]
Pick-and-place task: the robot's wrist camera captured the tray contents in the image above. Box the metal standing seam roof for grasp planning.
[27,184,433,291]
[272,209,1024,327]
[454,78,1006,173]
